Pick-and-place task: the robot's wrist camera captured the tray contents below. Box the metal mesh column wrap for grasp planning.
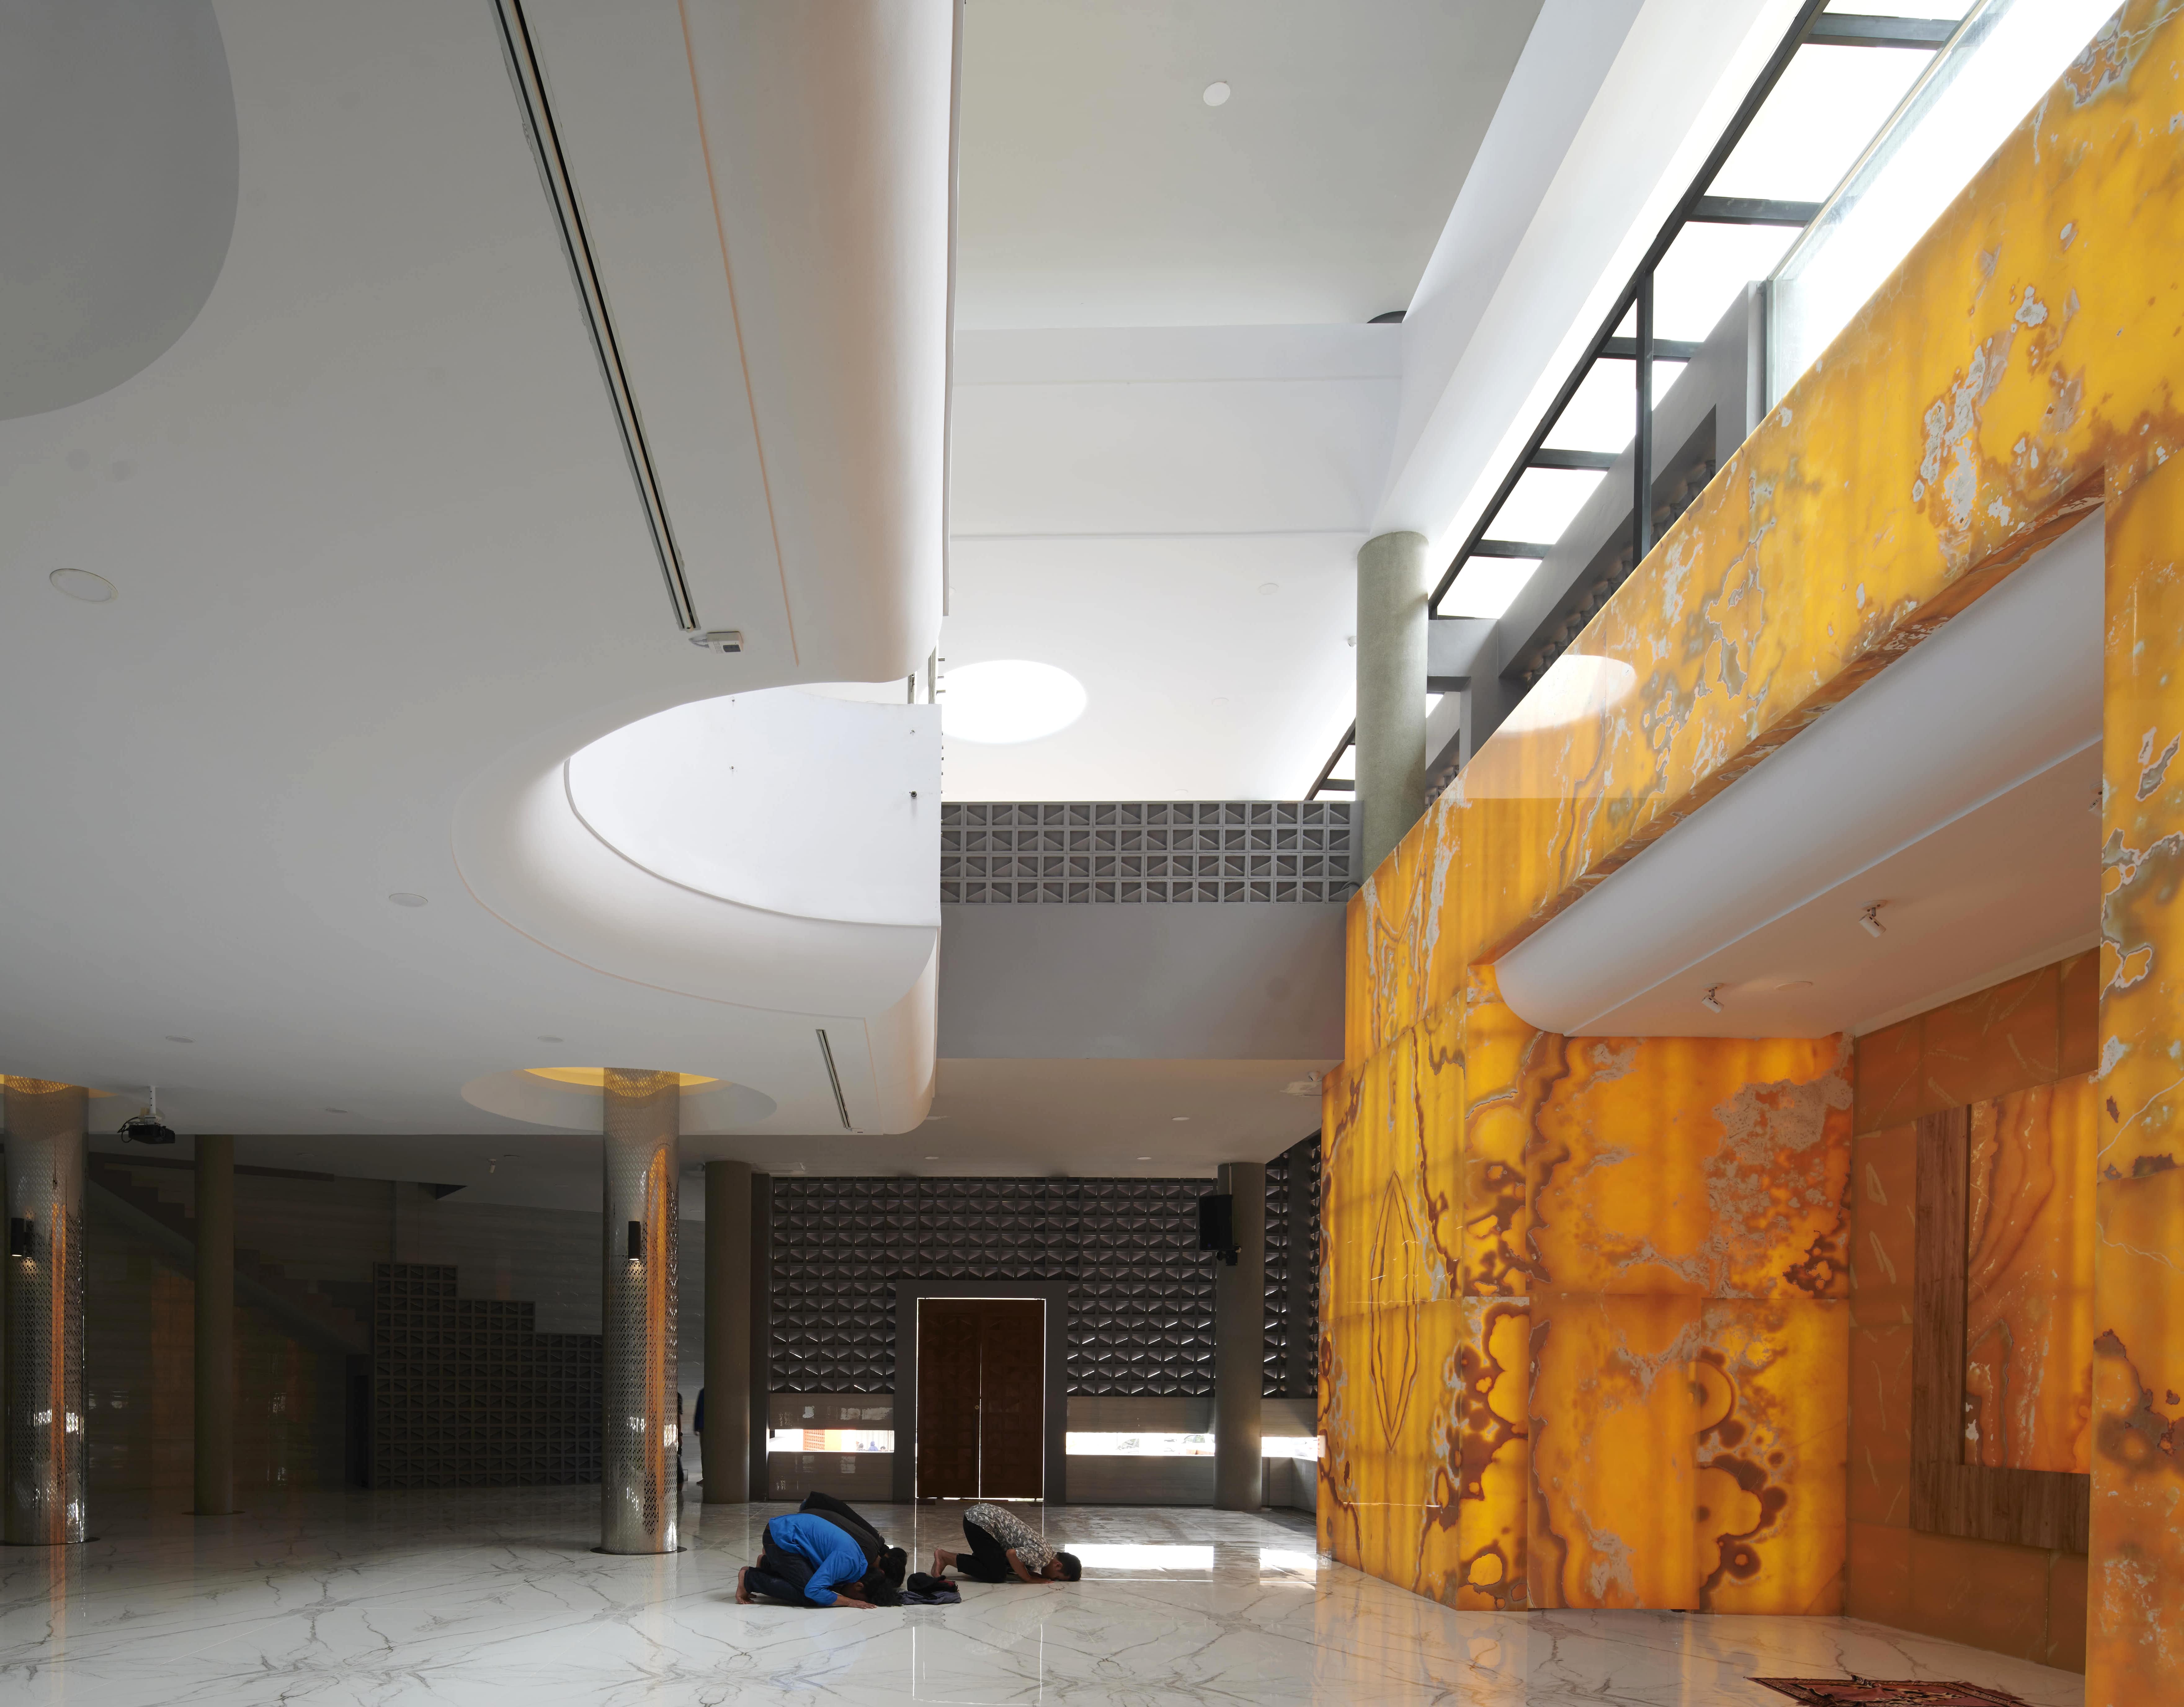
[600,1069,679,1553]
[3,1078,89,1545]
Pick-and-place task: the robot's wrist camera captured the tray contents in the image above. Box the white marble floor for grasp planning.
[0,1490,2083,1705]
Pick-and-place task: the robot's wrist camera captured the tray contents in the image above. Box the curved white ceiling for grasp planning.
[566,692,940,930]
[0,0,239,419]
[1495,514,2103,1036]
[0,0,952,1138]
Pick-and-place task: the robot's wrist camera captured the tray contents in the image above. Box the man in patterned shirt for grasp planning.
[933,1502,1082,1584]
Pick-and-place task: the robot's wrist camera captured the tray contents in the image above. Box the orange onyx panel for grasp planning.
[1963,1076,2097,1473]
[2086,1169,2184,1703]
[1449,1295,1531,1609]
[1852,950,2098,1136]
[1527,1295,1847,1613]
[1457,971,1539,1298]
[1528,1036,1852,1299]
[2093,424,2184,1700]
[1323,3,2184,1661]
[1317,1298,1465,1599]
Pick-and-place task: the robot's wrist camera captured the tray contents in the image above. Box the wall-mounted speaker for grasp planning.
[1197,1193,1237,1265]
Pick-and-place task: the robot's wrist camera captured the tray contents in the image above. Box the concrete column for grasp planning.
[3,1078,89,1545]
[1213,1160,1266,1512]
[194,1134,237,1514]
[1356,530,1430,875]
[701,1160,751,1501]
[747,1171,772,1499]
[600,1068,679,1554]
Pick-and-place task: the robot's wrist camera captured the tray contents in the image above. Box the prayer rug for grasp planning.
[1750,1683,2030,1705]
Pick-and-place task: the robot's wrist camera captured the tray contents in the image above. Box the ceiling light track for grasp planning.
[489,0,704,640]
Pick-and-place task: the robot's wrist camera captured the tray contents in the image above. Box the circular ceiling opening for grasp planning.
[50,567,116,603]
[940,660,1086,744]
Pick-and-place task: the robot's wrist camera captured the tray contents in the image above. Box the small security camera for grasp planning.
[687,630,745,654]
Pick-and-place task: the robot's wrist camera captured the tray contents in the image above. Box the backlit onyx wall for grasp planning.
[770,1155,1318,1397]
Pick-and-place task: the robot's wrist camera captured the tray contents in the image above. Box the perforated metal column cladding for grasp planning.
[2,1078,88,1544]
[600,1068,678,1554]
[772,1178,1228,1392]
[1262,1134,1321,1398]
[941,801,1355,904]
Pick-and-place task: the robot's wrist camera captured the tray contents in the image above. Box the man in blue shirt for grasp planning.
[738,1513,879,1608]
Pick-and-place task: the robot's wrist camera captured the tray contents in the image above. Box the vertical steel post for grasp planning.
[600,1068,679,1553]
[3,1078,88,1545]
[1634,270,1656,562]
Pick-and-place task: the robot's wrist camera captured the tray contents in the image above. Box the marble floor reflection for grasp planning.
[0,1489,2083,1705]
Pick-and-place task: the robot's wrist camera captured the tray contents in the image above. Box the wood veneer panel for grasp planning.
[977,1299,1045,1500]
[1912,1108,1969,1465]
[916,1300,983,1498]
[1910,1103,2091,1553]
[1911,1460,2090,1553]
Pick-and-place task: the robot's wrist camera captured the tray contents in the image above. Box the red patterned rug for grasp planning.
[1750,1684,2030,1706]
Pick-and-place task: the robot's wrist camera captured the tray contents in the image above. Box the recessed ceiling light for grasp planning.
[1258,582,1279,595]
[1211,696,1229,706]
[1172,1116,1189,1121]
[1202,80,1230,106]
[387,892,428,908]
[1137,1155,1151,1161]
[50,568,116,603]
[925,1155,939,1160]
[165,1035,193,1045]
[1775,980,1813,991]
[324,1107,348,1114]
[938,661,1086,745]
[537,1035,564,1043]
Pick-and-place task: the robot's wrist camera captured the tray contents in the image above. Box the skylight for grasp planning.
[1435,17,1952,624]
[1771,0,2125,393]
[1313,0,2118,800]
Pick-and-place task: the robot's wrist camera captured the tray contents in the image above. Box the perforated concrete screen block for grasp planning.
[942,801,1354,904]
[373,1265,604,1490]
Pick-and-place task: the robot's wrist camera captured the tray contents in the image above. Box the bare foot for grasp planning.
[735,1567,754,1605]
[930,1549,947,1578]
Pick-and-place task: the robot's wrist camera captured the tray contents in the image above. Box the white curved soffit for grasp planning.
[676,0,953,681]
[458,1070,778,1133]
[1494,515,2103,1033]
[568,692,940,928]
[1,0,238,419]
[453,689,939,1022]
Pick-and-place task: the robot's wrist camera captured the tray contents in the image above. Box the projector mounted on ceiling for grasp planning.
[117,1085,177,1146]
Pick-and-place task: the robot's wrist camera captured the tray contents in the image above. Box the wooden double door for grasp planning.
[915,1298,1044,1499]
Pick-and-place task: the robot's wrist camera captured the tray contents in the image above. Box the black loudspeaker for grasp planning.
[626,1220,645,1263]
[1197,1192,1235,1263]
[7,1218,31,1259]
